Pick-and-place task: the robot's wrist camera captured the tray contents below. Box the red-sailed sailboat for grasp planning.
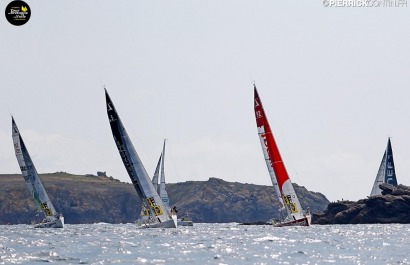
[253,83,311,227]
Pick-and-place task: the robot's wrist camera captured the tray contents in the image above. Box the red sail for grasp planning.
[254,86,290,194]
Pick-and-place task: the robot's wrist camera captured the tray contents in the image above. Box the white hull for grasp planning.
[137,216,177,229]
[34,216,64,228]
[272,214,311,227]
[178,217,194,226]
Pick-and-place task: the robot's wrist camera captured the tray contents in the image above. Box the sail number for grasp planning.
[146,197,163,216]
[107,103,117,122]
[41,202,53,216]
[283,195,299,213]
[20,165,32,172]
[14,143,21,154]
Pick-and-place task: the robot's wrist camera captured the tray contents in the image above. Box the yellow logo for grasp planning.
[6,1,31,26]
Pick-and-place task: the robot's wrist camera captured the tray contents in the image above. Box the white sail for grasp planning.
[370,152,387,196]
[153,140,191,226]
[257,126,285,208]
[105,89,177,228]
[12,117,64,228]
[152,154,162,193]
[159,139,171,210]
[139,153,162,222]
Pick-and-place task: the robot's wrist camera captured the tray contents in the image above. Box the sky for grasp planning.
[1,1,409,202]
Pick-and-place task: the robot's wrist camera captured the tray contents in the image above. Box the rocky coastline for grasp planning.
[0,172,329,224]
[313,183,410,224]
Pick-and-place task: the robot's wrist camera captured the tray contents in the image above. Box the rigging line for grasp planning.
[133,135,157,174]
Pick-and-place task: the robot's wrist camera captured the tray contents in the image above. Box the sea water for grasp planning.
[0,223,409,264]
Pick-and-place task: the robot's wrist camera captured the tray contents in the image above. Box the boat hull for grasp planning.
[34,216,64,228]
[137,215,178,228]
[272,214,311,227]
[178,217,194,226]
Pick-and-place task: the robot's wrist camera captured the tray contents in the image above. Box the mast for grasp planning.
[253,84,305,221]
[105,89,174,224]
[159,139,171,209]
[12,117,57,218]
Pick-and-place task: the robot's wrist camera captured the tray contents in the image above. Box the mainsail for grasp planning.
[12,117,63,228]
[253,84,310,226]
[159,139,171,209]
[105,89,176,228]
[152,154,162,193]
[370,138,398,196]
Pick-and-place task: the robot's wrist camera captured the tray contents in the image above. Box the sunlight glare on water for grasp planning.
[0,223,409,264]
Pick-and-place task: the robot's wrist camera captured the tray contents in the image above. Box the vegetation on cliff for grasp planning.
[0,172,329,224]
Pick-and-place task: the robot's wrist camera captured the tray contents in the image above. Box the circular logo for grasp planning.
[5,0,31,26]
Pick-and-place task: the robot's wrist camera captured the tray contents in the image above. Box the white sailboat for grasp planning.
[152,140,193,226]
[177,216,194,226]
[12,117,64,228]
[105,89,177,228]
[370,138,398,196]
[253,84,311,227]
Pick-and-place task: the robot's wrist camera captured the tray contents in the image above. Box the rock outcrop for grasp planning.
[313,184,410,224]
[0,172,329,224]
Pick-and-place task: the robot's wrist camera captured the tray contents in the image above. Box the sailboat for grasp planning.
[105,89,177,228]
[370,138,398,196]
[12,117,64,228]
[253,84,311,227]
[152,140,193,226]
